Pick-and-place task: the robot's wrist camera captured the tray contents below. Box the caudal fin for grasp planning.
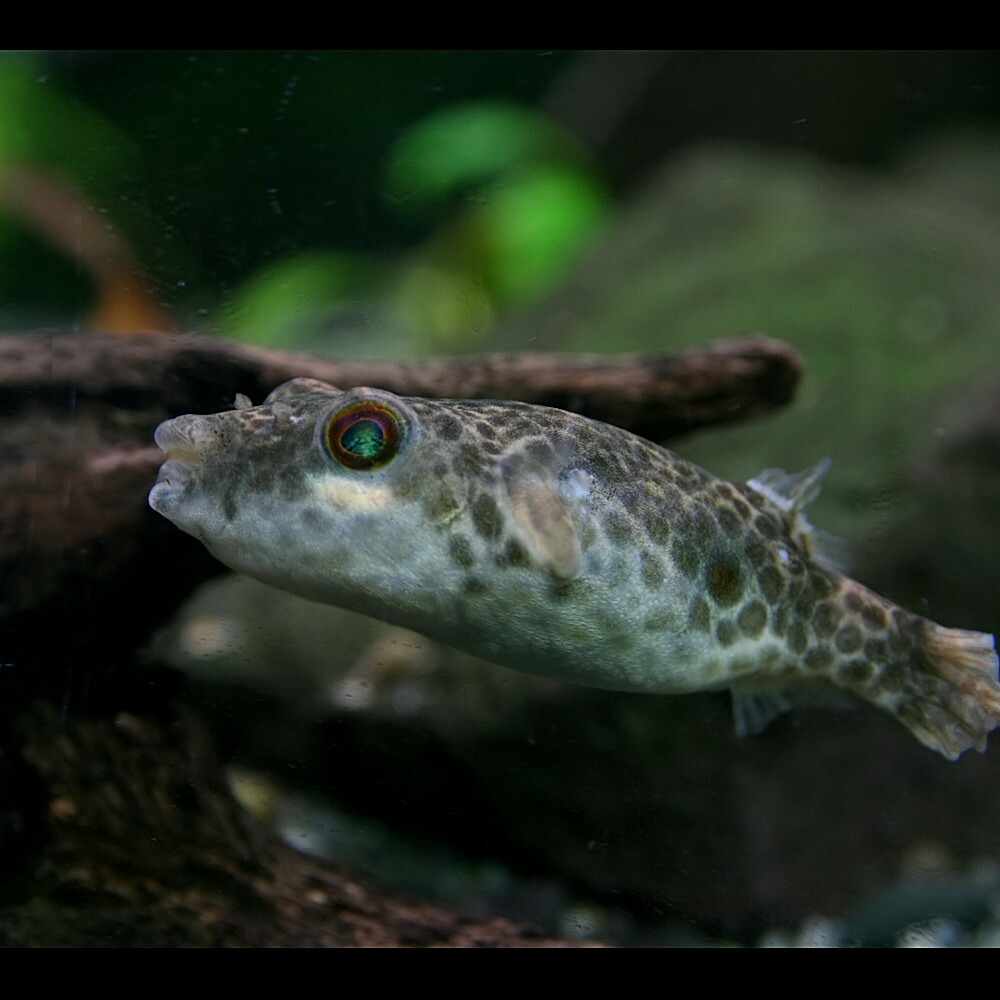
[898,624,1000,760]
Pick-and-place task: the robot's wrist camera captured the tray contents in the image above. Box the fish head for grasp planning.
[150,378,440,604]
[149,378,593,632]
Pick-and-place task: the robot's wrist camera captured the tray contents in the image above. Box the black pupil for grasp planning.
[341,418,384,459]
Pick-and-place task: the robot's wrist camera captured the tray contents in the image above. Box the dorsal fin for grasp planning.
[747,458,831,514]
[746,458,848,572]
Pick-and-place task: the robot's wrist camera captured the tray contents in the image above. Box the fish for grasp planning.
[148,378,1000,760]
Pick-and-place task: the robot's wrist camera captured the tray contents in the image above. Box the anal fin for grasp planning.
[730,685,795,737]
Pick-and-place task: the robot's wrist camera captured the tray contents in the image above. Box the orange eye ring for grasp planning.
[324,400,402,470]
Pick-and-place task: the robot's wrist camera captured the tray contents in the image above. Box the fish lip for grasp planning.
[154,418,200,457]
[153,456,197,489]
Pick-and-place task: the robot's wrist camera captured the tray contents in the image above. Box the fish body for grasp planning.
[149,378,1000,759]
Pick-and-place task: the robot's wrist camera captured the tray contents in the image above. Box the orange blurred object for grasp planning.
[0,163,174,334]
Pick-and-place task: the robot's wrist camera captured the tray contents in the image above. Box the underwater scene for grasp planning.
[2,51,1000,947]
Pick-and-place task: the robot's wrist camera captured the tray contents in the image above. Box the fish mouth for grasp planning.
[154,449,200,487]
[149,418,203,512]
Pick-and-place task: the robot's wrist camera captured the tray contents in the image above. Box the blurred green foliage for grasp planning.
[0,50,608,346]
[383,101,588,211]
[220,250,375,348]
[0,55,134,178]
[220,101,609,349]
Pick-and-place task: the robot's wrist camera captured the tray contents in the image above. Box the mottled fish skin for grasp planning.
[149,378,1000,759]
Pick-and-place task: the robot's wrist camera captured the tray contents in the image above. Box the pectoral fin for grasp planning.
[502,460,582,580]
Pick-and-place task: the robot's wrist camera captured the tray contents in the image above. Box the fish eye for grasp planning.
[323,399,403,470]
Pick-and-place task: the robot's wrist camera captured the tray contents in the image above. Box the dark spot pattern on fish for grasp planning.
[707,557,743,607]
[448,533,475,570]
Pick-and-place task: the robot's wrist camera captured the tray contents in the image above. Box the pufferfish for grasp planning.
[148,378,1000,759]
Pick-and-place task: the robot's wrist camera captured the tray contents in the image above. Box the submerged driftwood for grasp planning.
[0,330,800,439]
[0,330,799,947]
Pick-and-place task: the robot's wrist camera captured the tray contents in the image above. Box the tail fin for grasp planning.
[898,625,1000,760]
